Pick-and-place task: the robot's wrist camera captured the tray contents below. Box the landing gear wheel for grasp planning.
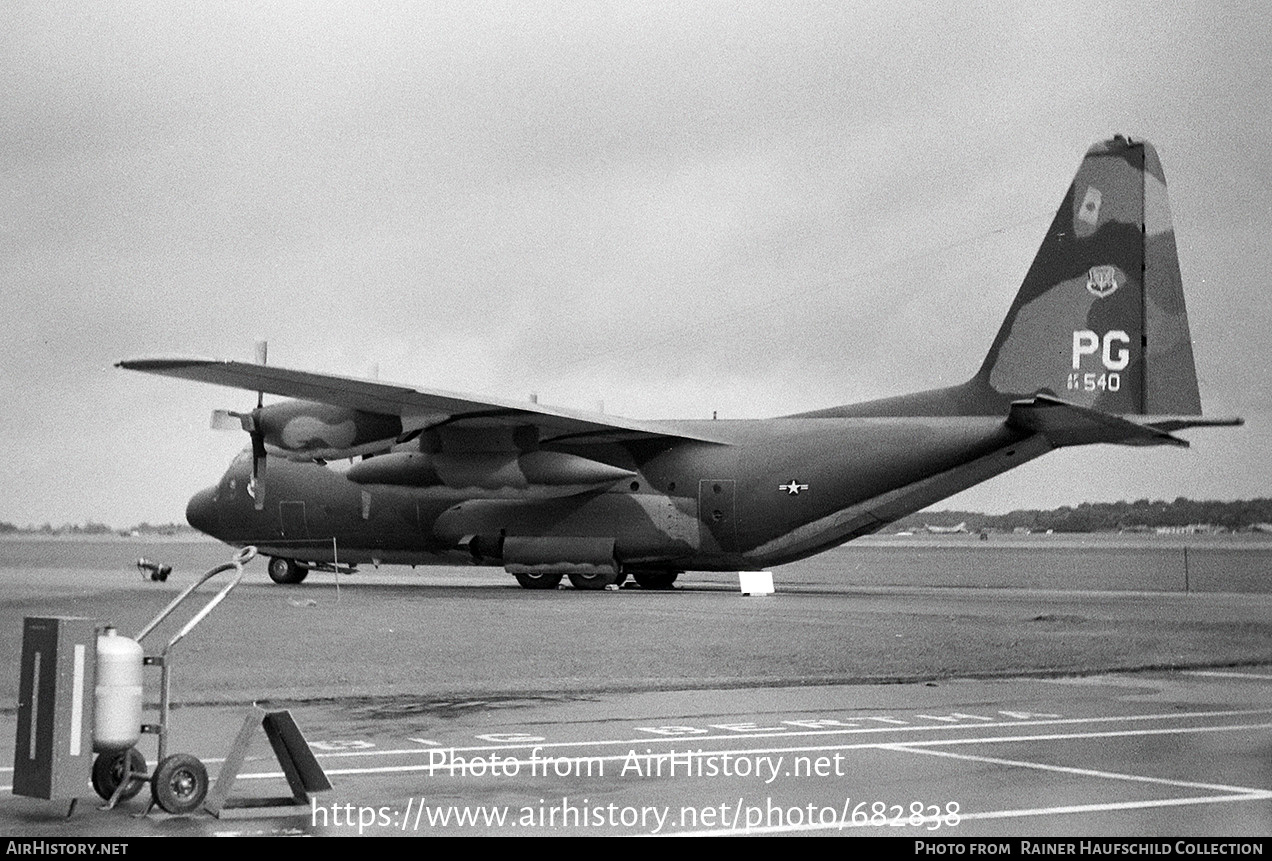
[567,570,616,590]
[92,748,147,803]
[633,571,679,590]
[267,556,308,584]
[151,753,208,815]
[514,571,564,589]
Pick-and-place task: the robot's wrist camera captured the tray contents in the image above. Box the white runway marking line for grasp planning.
[2,706,1266,793]
[668,794,1270,837]
[226,719,1272,782]
[882,743,1269,796]
[267,706,1272,761]
[663,725,1272,837]
[6,719,1263,795]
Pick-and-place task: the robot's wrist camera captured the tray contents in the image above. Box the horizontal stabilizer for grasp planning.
[1007,394,1192,448]
[1139,415,1244,434]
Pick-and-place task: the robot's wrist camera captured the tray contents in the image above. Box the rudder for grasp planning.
[977,136,1202,416]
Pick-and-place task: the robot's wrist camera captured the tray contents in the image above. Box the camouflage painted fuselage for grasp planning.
[188,408,1034,572]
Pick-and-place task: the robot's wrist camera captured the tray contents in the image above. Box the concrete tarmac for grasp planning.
[3,670,1270,836]
[2,539,1271,837]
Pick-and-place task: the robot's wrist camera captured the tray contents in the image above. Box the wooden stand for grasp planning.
[204,707,331,819]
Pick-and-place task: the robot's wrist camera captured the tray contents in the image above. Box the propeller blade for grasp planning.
[250,427,267,510]
[253,340,267,409]
[250,340,268,505]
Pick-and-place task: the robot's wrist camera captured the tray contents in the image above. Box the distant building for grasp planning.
[924,521,969,534]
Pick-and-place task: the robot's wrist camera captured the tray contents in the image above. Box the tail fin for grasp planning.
[977,136,1202,416]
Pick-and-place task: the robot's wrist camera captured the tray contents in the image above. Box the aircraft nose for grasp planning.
[185,486,220,535]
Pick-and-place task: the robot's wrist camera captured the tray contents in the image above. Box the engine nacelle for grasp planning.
[256,401,402,460]
[346,450,635,490]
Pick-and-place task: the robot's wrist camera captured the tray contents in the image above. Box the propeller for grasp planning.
[211,341,269,510]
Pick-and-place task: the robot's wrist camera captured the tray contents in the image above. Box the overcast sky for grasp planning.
[2,1,1269,527]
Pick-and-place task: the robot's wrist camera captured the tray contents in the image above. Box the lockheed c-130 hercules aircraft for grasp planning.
[120,137,1240,590]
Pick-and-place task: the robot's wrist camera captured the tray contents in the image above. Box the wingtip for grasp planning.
[117,356,223,371]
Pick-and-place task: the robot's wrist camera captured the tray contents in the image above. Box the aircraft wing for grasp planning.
[116,357,728,445]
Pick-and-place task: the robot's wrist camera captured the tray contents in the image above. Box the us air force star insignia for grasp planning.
[779,480,808,495]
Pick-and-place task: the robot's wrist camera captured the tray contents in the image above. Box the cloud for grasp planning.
[1,2,1269,523]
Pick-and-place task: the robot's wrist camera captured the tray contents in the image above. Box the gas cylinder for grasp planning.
[93,626,143,752]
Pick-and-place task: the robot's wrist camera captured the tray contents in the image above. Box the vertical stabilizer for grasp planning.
[978,137,1202,416]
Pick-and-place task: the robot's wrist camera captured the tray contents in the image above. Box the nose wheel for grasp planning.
[267,556,309,584]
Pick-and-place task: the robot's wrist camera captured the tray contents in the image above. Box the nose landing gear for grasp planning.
[267,556,309,584]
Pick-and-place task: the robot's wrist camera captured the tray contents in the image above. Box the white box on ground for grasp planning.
[738,571,774,596]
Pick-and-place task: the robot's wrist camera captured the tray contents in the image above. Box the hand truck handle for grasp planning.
[135,546,258,652]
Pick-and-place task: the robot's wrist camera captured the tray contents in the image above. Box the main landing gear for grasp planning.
[632,570,678,590]
[566,570,629,591]
[511,569,678,590]
[513,571,563,590]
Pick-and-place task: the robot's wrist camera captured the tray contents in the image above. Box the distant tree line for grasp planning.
[3,500,1271,537]
[895,498,1272,533]
[0,521,194,536]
